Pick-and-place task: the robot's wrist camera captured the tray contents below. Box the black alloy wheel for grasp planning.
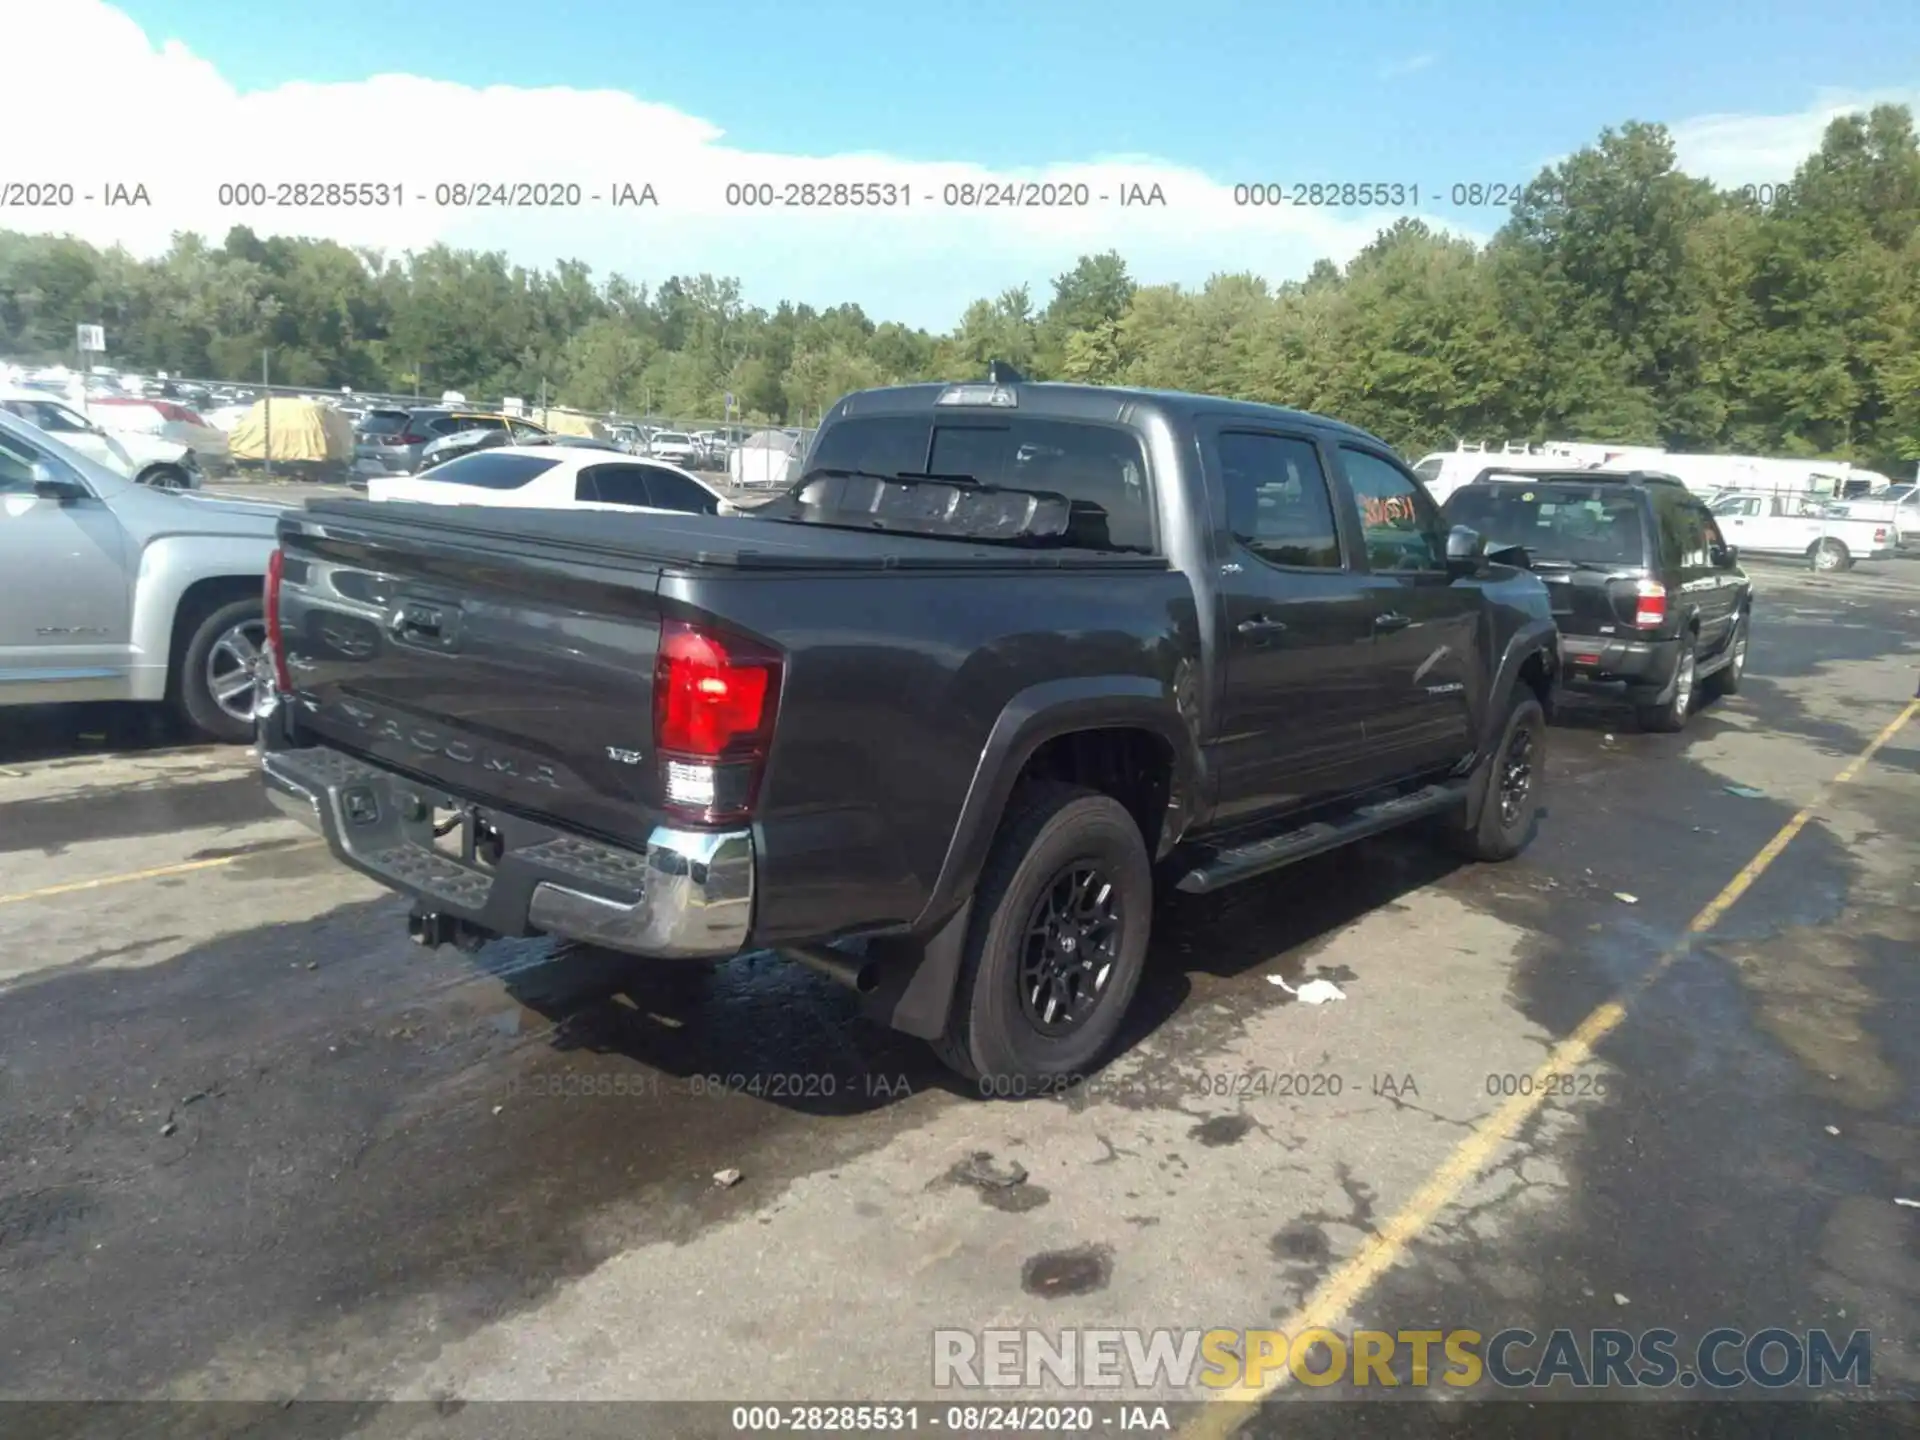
[1018,863,1126,1036]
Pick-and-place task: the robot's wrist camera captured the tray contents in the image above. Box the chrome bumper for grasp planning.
[261,744,752,960]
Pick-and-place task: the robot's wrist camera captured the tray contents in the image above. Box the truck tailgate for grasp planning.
[275,505,671,846]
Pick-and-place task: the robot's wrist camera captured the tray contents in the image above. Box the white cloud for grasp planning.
[1378,54,1436,80]
[1670,86,1920,189]
[9,0,1446,331]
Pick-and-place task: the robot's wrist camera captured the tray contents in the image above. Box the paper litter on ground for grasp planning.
[1267,976,1346,1004]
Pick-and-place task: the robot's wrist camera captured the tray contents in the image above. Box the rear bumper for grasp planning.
[353,450,420,476]
[261,742,753,960]
[1556,632,1682,695]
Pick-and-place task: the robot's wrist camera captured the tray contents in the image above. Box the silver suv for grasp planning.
[0,407,282,742]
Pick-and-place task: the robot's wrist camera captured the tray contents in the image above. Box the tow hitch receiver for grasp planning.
[408,908,494,954]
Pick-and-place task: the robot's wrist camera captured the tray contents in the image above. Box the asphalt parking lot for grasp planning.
[2,556,1917,1437]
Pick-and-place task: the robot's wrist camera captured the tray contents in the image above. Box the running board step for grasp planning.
[1175,780,1472,895]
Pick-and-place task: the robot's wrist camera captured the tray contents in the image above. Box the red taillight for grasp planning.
[389,431,427,446]
[262,547,292,694]
[1874,527,1889,543]
[1633,579,1668,629]
[652,619,781,823]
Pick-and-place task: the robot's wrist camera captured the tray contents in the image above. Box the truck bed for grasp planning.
[300,499,1171,573]
[272,499,1197,942]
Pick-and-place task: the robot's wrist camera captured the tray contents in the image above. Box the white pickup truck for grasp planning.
[1829,483,1918,550]
[1706,490,1896,572]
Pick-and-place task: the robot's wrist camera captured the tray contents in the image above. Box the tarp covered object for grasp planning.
[534,408,608,439]
[229,398,354,462]
[730,428,799,486]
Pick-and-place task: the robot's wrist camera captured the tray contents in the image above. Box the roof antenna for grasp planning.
[987,360,1026,384]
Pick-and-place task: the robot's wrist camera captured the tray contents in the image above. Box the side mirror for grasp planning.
[31,463,88,503]
[1444,524,1486,576]
[1713,543,1739,568]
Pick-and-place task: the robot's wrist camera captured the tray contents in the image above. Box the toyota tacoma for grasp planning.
[257,377,1559,1083]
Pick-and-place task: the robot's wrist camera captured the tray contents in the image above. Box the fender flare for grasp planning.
[867,675,1199,1043]
[1465,620,1559,831]
[912,675,1201,934]
[1481,617,1559,750]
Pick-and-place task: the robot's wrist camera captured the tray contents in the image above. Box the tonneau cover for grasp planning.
[294,500,1169,572]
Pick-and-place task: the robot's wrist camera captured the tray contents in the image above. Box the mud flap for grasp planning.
[859,899,975,1041]
[1459,746,1495,833]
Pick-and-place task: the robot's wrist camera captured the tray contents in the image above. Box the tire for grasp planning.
[1446,692,1545,863]
[1702,615,1749,698]
[1809,539,1850,573]
[933,783,1153,1088]
[172,596,266,743]
[1636,637,1697,733]
[139,463,190,490]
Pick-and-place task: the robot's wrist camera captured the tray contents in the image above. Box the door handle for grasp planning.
[1373,612,1412,632]
[1236,616,1288,637]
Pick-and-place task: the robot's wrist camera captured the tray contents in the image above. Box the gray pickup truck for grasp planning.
[0,407,281,742]
[258,378,1559,1085]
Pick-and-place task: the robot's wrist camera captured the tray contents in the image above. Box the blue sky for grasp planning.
[111,0,1920,183]
[26,0,1920,328]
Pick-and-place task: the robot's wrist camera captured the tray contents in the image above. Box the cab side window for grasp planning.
[1338,447,1447,571]
[1216,431,1342,570]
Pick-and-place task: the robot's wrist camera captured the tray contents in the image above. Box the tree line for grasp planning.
[3,107,1917,467]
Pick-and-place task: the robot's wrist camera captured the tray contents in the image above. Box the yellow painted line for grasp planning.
[1184,694,1919,1439]
[0,840,324,908]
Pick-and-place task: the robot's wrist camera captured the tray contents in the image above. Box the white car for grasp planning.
[365,445,737,516]
[1707,489,1896,572]
[646,430,702,466]
[88,396,232,473]
[0,387,205,489]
